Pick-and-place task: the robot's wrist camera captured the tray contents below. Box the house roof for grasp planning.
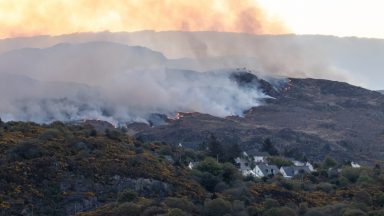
[281,166,311,177]
[257,164,279,176]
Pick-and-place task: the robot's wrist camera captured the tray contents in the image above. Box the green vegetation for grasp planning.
[0,121,383,215]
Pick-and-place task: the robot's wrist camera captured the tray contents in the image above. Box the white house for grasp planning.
[188,161,198,169]
[351,162,361,168]
[254,155,266,163]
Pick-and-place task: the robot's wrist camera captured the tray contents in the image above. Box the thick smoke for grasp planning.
[0,43,268,124]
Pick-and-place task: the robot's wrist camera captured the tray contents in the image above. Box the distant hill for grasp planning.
[0,41,166,85]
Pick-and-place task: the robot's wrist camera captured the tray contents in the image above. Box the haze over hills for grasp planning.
[1,31,384,89]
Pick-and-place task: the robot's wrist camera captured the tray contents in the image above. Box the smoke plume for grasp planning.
[0,42,269,124]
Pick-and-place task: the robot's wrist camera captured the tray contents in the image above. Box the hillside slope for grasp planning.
[131,74,384,164]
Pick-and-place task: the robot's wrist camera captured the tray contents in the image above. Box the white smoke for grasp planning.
[1,31,382,124]
[0,66,268,124]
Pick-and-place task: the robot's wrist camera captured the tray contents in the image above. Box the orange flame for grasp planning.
[0,0,288,39]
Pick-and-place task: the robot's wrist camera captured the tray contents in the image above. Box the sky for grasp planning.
[0,0,383,39]
[258,0,384,38]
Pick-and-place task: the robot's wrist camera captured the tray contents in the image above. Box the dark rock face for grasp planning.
[130,75,384,164]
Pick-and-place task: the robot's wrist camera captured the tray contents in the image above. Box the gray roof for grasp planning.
[282,166,311,177]
[257,164,279,176]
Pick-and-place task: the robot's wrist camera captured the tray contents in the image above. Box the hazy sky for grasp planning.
[258,0,384,38]
[0,0,382,39]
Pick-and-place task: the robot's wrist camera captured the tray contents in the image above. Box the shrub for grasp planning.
[164,197,196,213]
[264,198,279,210]
[247,206,261,216]
[339,176,350,187]
[106,129,122,141]
[232,200,245,212]
[117,188,138,203]
[204,198,232,216]
[39,129,61,141]
[356,174,374,185]
[354,191,372,206]
[7,142,44,161]
[341,168,361,183]
[316,183,334,193]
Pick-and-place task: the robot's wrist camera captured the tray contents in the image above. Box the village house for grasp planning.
[243,150,269,163]
[351,162,361,168]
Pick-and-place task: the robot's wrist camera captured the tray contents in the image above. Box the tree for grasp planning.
[199,172,221,192]
[197,157,223,176]
[323,156,337,169]
[207,134,224,161]
[222,163,242,185]
[262,138,279,156]
[224,143,242,162]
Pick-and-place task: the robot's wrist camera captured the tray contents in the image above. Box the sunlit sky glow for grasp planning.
[0,0,383,39]
[258,0,384,38]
